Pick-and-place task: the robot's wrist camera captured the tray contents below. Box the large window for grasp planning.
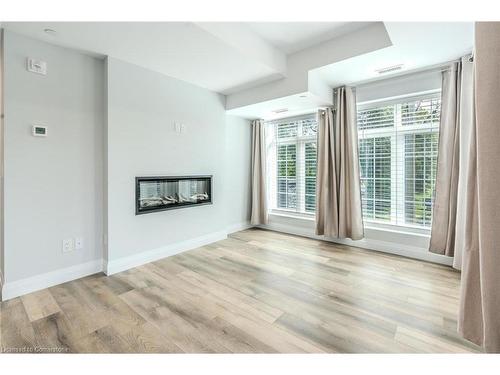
[357,93,440,229]
[268,114,318,215]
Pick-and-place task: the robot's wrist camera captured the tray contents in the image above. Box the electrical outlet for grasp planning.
[62,238,74,253]
[75,237,84,250]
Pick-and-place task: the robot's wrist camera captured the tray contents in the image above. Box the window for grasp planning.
[267,114,318,215]
[357,93,441,229]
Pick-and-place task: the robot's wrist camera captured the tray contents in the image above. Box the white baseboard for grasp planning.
[258,222,453,266]
[226,221,253,234]
[104,229,229,276]
[1,223,253,300]
[0,219,450,301]
[1,260,103,301]
[105,222,253,276]
[0,270,4,300]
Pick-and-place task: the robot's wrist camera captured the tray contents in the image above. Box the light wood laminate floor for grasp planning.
[0,228,481,353]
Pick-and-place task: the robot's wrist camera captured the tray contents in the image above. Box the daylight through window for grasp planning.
[357,93,441,228]
[268,114,318,215]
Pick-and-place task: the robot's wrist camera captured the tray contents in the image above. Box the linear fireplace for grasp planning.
[135,175,212,215]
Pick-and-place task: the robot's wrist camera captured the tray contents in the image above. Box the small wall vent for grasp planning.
[375,64,404,75]
[272,108,289,114]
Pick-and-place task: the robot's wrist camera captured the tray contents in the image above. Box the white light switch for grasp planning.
[174,122,186,134]
[62,238,74,253]
[27,58,47,75]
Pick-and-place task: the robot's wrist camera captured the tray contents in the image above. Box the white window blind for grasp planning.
[357,93,441,229]
[266,114,318,215]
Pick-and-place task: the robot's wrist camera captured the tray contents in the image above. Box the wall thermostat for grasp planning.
[27,58,47,75]
[32,125,48,137]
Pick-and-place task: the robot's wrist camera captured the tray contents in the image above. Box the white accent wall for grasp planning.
[105,57,231,273]
[2,31,105,285]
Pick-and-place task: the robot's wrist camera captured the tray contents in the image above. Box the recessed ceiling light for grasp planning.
[272,108,289,114]
[299,94,308,98]
[375,64,404,75]
[43,28,57,36]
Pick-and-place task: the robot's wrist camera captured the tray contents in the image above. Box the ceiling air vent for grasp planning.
[375,64,404,75]
[272,108,289,114]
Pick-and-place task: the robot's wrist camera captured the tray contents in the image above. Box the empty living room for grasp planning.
[1,0,500,373]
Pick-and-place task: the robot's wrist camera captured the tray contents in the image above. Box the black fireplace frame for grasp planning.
[135,175,212,215]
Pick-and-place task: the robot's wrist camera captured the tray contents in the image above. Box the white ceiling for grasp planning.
[313,22,474,88]
[0,21,382,95]
[227,91,327,121]
[228,22,474,119]
[247,22,373,54]
[2,22,287,94]
[2,21,474,118]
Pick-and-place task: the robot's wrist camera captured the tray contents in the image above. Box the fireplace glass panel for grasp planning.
[136,176,212,214]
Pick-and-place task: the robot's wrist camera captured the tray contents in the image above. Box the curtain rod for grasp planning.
[319,108,335,115]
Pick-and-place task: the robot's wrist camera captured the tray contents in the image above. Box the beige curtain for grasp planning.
[315,87,364,240]
[453,57,475,270]
[250,119,268,225]
[459,22,500,353]
[429,56,475,270]
[429,62,461,256]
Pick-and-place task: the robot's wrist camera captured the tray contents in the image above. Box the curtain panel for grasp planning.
[315,87,364,240]
[458,22,500,353]
[429,62,462,257]
[250,119,268,225]
[452,56,476,270]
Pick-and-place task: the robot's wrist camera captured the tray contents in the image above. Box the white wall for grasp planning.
[2,31,105,284]
[106,58,251,273]
[356,69,442,103]
[225,115,252,229]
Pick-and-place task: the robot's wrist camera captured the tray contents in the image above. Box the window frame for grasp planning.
[357,90,441,232]
[267,113,318,217]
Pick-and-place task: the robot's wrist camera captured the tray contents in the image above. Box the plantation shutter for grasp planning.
[357,93,441,228]
[270,114,318,214]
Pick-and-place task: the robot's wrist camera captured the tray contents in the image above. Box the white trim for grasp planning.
[1,260,103,301]
[269,211,431,238]
[357,89,441,108]
[226,221,253,234]
[270,209,315,221]
[105,229,229,276]
[357,93,441,230]
[259,221,452,266]
[364,222,430,237]
[265,113,317,125]
[0,270,4,300]
[269,113,318,216]
[1,222,254,300]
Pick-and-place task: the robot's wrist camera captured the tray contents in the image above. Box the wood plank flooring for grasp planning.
[0,228,482,353]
